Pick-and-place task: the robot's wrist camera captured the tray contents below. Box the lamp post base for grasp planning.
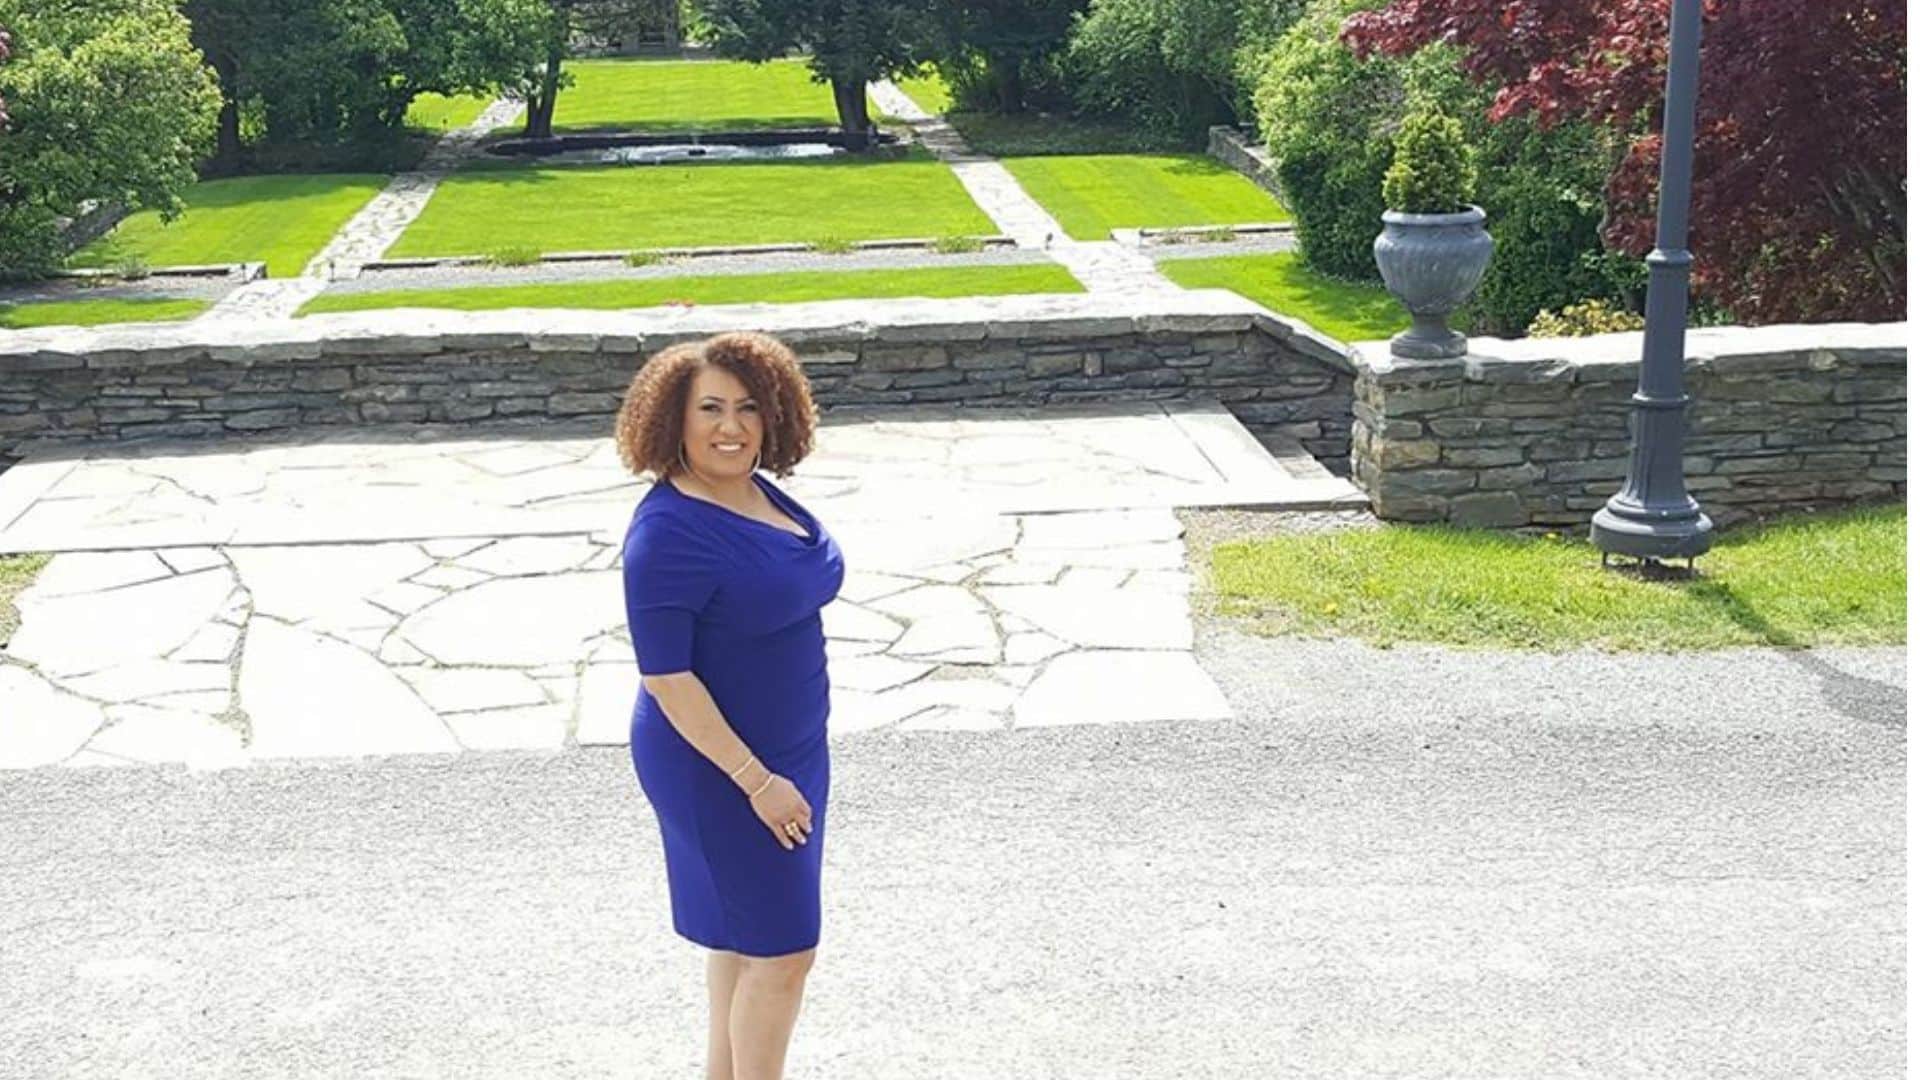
[1590,499,1714,561]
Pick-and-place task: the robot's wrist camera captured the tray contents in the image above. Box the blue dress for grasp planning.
[623,472,845,957]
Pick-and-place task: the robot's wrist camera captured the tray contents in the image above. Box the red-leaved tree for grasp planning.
[0,28,11,128]
[1343,0,1905,324]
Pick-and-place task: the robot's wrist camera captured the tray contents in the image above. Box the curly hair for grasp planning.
[614,331,818,479]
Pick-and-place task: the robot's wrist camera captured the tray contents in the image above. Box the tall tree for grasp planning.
[693,0,942,148]
[936,0,1085,114]
[1343,0,1906,324]
[515,0,657,140]
[0,0,220,276]
[183,0,548,164]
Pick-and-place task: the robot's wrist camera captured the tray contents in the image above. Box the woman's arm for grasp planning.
[641,670,771,794]
[642,671,814,850]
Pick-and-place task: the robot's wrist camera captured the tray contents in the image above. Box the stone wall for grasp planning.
[0,293,1357,468]
[1349,324,1908,528]
[1206,125,1287,205]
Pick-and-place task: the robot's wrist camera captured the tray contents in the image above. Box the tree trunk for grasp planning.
[988,53,1024,114]
[209,52,243,175]
[525,44,565,140]
[832,76,871,150]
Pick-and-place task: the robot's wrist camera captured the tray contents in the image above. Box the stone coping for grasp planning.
[0,289,1359,375]
[1352,322,1909,384]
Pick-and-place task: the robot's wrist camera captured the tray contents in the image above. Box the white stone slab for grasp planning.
[398,571,624,666]
[91,705,249,769]
[443,706,569,752]
[575,663,639,746]
[9,568,235,676]
[422,538,489,559]
[231,544,434,633]
[827,654,932,693]
[1013,651,1232,727]
[890,611,999,659]
[1017,509,1185,549]
[824,639,887,660]
[1005,632,1070,665]
[0,665,105,768]
[837,571,920,605]
[1058,567,1129,591]
[367,581,446,617]
[399,668,547,713]
[868,584,984,621]
[821,601,904,644]
[1127,570,1194,594]
[1014,540,1186,571]
[241,620,459,760]
[412,564,493,590]
[827,686,930,735]
[983,585,1191,650]
[157,547,227,575]
[29,551,174,597]
[60,660,230,704]
[455,536,599,577]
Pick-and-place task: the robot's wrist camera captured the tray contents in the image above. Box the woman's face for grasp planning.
[680,364,763,481]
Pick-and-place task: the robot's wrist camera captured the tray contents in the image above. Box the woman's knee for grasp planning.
[739,947,815,988]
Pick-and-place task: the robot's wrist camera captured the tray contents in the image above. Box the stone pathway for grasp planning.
[868,80,1180,297]
[0,403,1361,770]
[201,98,524,323]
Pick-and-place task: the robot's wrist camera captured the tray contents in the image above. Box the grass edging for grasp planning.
[0,553,48,647]
[1197,503,1907,652]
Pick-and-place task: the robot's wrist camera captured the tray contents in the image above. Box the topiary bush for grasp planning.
[1380,102,1474,213]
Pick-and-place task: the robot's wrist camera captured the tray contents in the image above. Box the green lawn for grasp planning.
[298,264,1083,315]
[894,66,953,115]
[71,174,388,278]
[1158,252,1406,343]
[0,553,48,645]
[387,152,997,256]
[1208,504,1907,651]
[406,91,502,133]
[0,296,211,329]
[553,58,873,132]
[1001,153,1289,241]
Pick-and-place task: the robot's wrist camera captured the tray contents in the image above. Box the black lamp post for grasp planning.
[1590,0,1715,566]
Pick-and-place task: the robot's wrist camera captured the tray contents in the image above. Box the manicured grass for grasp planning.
[947,111,1195,157]
[0,297,211,329]
[0,552,49,645]
[894,67,953,115]
[1208,504,1907,651]
[296,264,1084,315]
[1158,252,1406,343]
[1001,154,1290,241]
[405,91,497,132]
[71,174,388,278]
[553,58,872,132]
[387,153,997,256]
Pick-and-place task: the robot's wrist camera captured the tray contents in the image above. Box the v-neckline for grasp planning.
[665,473,815,543]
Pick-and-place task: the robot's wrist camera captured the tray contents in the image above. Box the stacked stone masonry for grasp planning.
[1349,324,1908,529]
[0,295,1357,470]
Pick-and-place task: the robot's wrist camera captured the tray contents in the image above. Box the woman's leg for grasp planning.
[728,948,816,1080]
[706,950,746,1080]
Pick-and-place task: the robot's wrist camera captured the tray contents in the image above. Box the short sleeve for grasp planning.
[622,515,718,676]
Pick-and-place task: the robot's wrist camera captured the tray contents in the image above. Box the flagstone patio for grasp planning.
[0,402,1365,770]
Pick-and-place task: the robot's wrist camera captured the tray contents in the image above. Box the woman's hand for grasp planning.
[748,774,813,851]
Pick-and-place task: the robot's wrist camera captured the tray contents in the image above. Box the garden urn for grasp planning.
[1373,205,1493,359]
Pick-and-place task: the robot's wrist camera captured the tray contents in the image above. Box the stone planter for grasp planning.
[1373,205,1493,359]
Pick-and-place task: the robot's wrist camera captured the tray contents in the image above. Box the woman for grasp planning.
[614,331,844,1080]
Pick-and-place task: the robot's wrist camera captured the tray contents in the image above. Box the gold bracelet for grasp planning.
[746,772,775,799]
[727,753,757,780]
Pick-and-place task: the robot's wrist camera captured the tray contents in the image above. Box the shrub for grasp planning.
[624,250,662,267]
[114,255,152,280]
[1064,0,1302,142]
[1381,103,1473,213]
[932,234,985,254]
[483,246,541,267]
[809,236,856,254]
[1527,298,1645,338]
